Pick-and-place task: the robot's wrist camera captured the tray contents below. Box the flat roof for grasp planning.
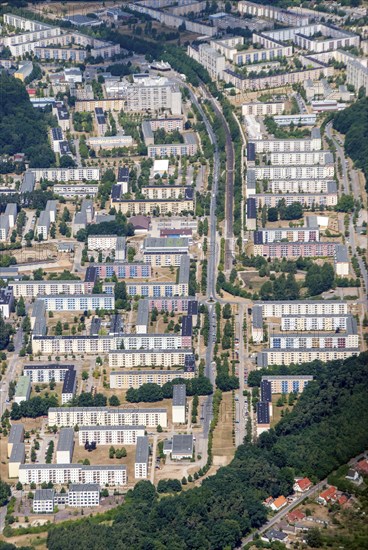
[181,315,192,337]
[135,435,149,464]
[20,464,127,471]
[24,364,73,371]
[49,407,166,414]
[173,384,186,407]
[9,442,25,463]
[15,376,30,397]
[57,428,75,452]
[8,424,24,444]
[178,255,190,285]
[80,425,145,431]
[260,380,272,403]
[335,244,349,263]
[262,375,314,381]
[34,489,54,501]
[110,369,187,375]
[257,402,270,424]
[172,434,193,455]
[62,369,76,394]
[137,300,149,327]
[252,305,263,329]
[69,483,99,492]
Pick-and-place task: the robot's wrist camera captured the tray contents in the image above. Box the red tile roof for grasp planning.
[287,509,305,523]
[295,477,312,491]
[357,459,368,474]
[272,495,288,510]
[319,486,337,502]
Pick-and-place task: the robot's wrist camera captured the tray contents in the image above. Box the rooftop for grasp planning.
[172,434,193,456]
[34,489,55,501]
[57,428,75,452]
[135,435,149,464]
[173,384,186,407]
[69,483,99,493]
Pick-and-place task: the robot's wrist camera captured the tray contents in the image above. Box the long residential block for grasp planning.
[78,426,145,446]
[19,464,127,487]
[255,241,336,259]
[258,348,359,367]
[10,280,86,298]
[261,375,313,394]
[31,167,100,182]
[108,349,193,368]
[39,294,115,311]
[48,407,167,428]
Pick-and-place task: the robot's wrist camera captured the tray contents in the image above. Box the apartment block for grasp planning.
[110,198,193,215]
[39,294,115,311]
[238,1,310,26]
[267,179,334,195]
[33,489,55,513]
[143,251,188,267]
[187,44,225,80]
[257,300,348,317]
[61,368,77,404]
[242,101,285,117]
[258,348,358,367]
[172,384,186,424]
[87,234,121,251]
[125,279,188,298]
[145,296,198,314]
[135,436,149,479]
[54,184,99,198]
[110,366,195,389]
[87,135,133,149]
[281,314,353,332]
[19,464,127,487]
[255,241,336,259]
[254,190,338,208]
[141,185,189,200]
[147,133,197,158]
[48,407,167,428]
[94,262,151,279]
[10,280,86,298]
[254,227,319,245]
[31,167,100,182]
[78,426,145,446]
[9,443,25,478]
[14,376,31,404]
[68,484,100,507]
[56,428,75,464]
[254,164,334,180]
[269,151,332,166]
[108,349,193,368]
[7,424,24,459]
[251,129,321,152]
[23,364,73,383]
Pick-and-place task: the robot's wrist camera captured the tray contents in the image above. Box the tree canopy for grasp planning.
[47,353,368,550]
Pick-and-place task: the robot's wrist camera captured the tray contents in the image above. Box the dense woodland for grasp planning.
[333,98,368,193]
[46,353,368,550]
[0,74,55,169]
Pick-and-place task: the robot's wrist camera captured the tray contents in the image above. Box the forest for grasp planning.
[0,74,55,169]
[333,97,368,193]
[47,352,368,550]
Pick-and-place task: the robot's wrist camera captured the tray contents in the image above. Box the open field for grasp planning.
[212,392,235,467]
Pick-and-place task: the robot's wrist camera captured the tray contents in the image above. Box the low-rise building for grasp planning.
[171,434,193,460]
[9,443,25,478]
[68,484,100,507]
[172,384,186,424]
[33,489,55,513]
[135,436,149,479]
[56,428,75,464]
[14,376,31,404]
[7,424,24,458]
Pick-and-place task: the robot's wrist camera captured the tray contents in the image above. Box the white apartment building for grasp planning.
[187,44,225,80]
[254,227,319,244]
[142,186,188,200]
[172,384,186,424]
[32,333,187,356]
[258,300,348,318]
[261,375,313,394]
[87,135,134,149]
[53,184,99,198]
[23,364,73,383]
[143,251,187,268]
[11,280,86,298]
[258,348,358,367]
[242,101,285,117]
[270,332,359,350]
[346,57,368,97]
[281,314,354,332]
[36,211,51,240]
[40,294,115,311]
[125,280,189,298]
[48,407,167,428]
[238,1,310,26]
[79,426,145,446]
[33,489,55,513]
[135,436,149,479]
[124,78,182,115]
[108,349,192,368]
[110,368,195,389]
[254,165,334,180]
[269,150,332,166]
[31,167,100,182]
[19,464,127,487]
[254,190,338,208]
[56,428,74,464]
[87,234,119,250]
[252,130,322,152]
[267,179,334,195]
[68,484,100,507]
[110,198,194,216]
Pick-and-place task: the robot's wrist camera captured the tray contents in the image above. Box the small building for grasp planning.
[270,495,288,512]
[136,300,149,334]
[9,443,25,478]
[172,384,186,424]
[56,428,75,464]
[294,477,312,493]
[153,159,169,176]
[7,424,24,458]
[129,215,151,234]
[335,244,349,276]
[0,287,14,318]
[171,434,193,460]
[14,376,31,404]
[356,459,368,475]
[256,401,270,435]
[287,508,305,524]
[135,436,149,479]
[318,486,337,505]
[261,529,288,543]
[61,368,77,404]
[33,489,55,514]
[14,61,33,82]
[68,483,100,507]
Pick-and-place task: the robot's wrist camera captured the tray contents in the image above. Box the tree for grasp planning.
[0,480,11,506]
[109,395,120,406]
[335,194,354,213]
[222,303,232,319]
[306,528,323,548]
[267,207,278,222]
[16,296,26,316]
[59,155,76,168]
[55,321,63,336]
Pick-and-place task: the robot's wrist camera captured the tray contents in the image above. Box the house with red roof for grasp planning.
[293,477,312,493]
[356,459,368,475]
[317,486,337,505]
[287,509,306,524]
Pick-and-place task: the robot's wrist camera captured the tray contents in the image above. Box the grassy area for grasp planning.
[212,392,235,467]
